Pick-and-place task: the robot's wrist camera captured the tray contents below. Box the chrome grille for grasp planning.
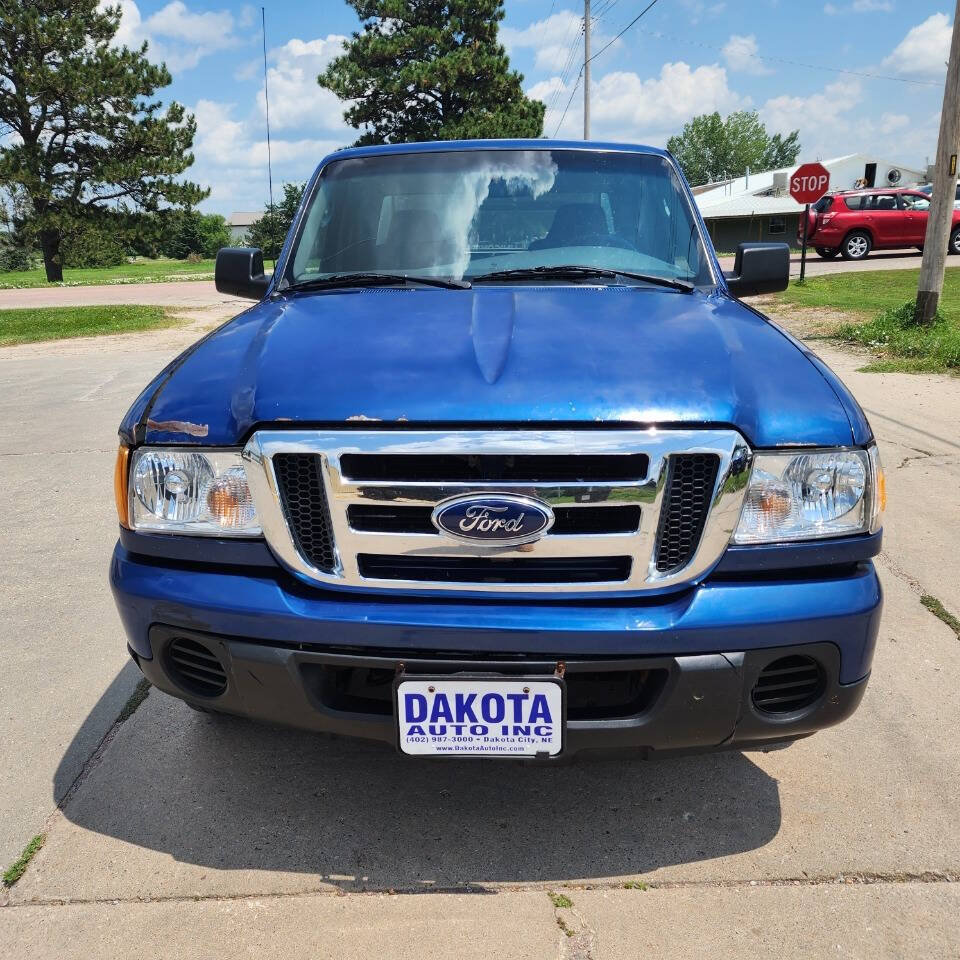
[243,429,751,596]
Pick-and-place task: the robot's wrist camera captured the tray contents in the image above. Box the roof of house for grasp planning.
[227,211,263,227]
[696,194,802,218]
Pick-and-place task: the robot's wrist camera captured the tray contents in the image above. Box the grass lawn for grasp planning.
[0,305,178,346]
[774,267,960,373]
[0,257,215,289]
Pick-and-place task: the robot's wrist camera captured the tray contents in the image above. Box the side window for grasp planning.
[842,195,863,211]
[768,216,786,235]
[901,194,930,211]
[865,194,898,211]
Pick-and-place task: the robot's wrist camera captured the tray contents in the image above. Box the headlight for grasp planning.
[733,446,883,544]
[128,448,261,536]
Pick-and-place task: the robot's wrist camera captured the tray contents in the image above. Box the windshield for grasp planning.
[286,149,713,287]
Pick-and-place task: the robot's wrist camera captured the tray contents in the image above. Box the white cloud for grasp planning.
[879,112,909,133]
[882,13,952,76]
[540,61,743,143]
[260,36,350,134]
[722,34,771,75]
[760,78,863,161]
[762,78,863,136]
[188,35,356,213]
[501,11,606,72]
[105,0,242,72]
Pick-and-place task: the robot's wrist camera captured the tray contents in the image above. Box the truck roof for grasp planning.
[321,138,671,166]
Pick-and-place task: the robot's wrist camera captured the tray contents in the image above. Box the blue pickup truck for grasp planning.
[110,140,884,759]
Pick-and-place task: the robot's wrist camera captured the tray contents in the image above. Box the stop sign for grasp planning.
[790,163,830,204]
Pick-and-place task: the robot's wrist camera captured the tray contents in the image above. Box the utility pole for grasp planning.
[915,0,960,323]
[583,0,591,140]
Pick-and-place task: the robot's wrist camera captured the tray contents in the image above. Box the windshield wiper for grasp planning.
[280,272,471,292]
[471,265,694,292]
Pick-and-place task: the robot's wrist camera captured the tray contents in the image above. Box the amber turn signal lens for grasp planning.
[876,468,887,514]
[114,445,131,529]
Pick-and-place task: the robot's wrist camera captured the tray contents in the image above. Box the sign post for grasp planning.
[790,162,831,283]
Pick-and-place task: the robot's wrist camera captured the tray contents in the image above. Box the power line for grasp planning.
[553,73,584,137]
[587,0,662,65]
[545,17,585,115]
[637,26,942,87]
[591,0,622,20]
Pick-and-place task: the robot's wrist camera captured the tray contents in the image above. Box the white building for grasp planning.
[226,211,264,244]
[694,154,927,251]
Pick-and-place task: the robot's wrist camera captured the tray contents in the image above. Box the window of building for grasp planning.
[768,216,786,234]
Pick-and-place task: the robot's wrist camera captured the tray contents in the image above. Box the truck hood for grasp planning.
[131,286,861,448]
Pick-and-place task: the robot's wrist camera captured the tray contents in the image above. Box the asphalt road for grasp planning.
[1,303,959,956]
[716,247,930,277]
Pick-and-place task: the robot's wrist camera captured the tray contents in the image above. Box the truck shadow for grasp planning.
[54,681,782,889]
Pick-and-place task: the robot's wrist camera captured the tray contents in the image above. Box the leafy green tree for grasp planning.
[0,1,206,281]
[667,111,801,186]
[319,0,545,145]
[246,183,306,261]
[196,214,232,259]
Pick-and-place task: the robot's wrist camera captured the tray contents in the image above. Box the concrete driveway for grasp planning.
[1,302,959,957]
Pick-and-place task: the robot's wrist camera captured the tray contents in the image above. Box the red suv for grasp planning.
[800,188,960,261]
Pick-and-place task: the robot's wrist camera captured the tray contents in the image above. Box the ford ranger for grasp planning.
[110,140,884,759]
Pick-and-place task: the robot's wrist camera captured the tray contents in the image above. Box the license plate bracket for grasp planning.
[394,675,566,758]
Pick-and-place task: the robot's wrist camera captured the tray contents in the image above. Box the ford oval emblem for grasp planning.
[431,494,554,546]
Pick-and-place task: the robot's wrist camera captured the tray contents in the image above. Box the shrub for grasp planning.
[0,240,33,272]
[834,300,960,371]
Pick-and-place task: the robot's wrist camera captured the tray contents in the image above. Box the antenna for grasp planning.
[261,6,274,212]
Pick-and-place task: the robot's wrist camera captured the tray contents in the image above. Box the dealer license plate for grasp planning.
[396,678,565,757]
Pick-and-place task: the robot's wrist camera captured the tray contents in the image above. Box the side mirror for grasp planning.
[215,247,270,300]
[724,243,790,298]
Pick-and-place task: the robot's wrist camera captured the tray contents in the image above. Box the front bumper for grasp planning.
[110,541,881,757]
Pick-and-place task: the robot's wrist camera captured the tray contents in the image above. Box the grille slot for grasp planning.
[347,503,641,536]
[167,637,227,697]
[301,662,667,720]
[339,453,648,483]
[273,453,337,573]
[751,656,825,715]
[357,554,632,584]
[654,453,721,573]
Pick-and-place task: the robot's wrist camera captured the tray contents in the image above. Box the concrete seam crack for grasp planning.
[5,870,959,910]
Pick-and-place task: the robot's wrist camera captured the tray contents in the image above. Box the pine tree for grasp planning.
[319,0,545,145]
[0,1,206,281]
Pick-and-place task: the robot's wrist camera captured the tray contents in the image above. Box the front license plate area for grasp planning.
[395,676,565,757]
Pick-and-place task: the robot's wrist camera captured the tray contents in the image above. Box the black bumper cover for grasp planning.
[133,626,869,759]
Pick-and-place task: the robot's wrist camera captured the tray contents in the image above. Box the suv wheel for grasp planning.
[950,227,960,256]
[841,231,871,261]
[815,246,839,259]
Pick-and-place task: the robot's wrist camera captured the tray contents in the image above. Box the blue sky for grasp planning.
[108,0,953,214]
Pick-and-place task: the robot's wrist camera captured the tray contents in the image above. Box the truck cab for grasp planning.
[111,141,884,759]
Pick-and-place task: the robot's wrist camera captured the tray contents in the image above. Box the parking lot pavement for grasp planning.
[1,313,959,956]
